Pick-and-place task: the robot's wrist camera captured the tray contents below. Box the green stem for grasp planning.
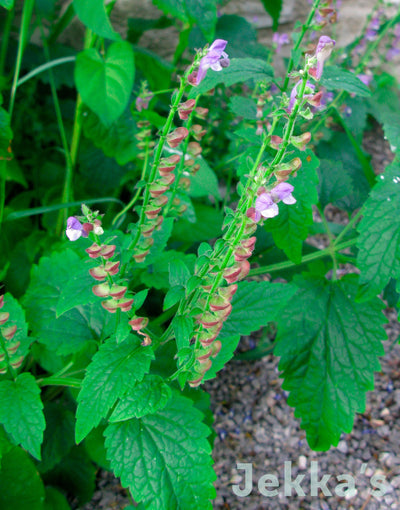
[8,0,35,118]
[37,376,82,389]
[318,204,338,279]
[249,238,357,276]
[282,0,321,92]
[17,56,76,87]
[333,207,363,246]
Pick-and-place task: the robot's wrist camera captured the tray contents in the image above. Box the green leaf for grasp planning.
[42,445,96,504]
[23,250,113,356]
[185,0,217,40]
[189,158,221,199]
[84,425,110,470]
[105,393,216,508]
[81,107,139,165]
[163,286,185,311]
[172,203,223,242]
[75,334,154,443]
[204,281,296,380]
[275,274,386,450]
[0,0,14,9]
[260,0,282,30]
[56,262,99,317]
[141,251,196,290]
[356,159,400,300]
[264,150,319,263]
[132,45,174,91]
[0,106,12,159]
[189,58,273,97]
[133,218,174,267]
[39,402,75,473]
[317,159,353,209]
[229,96,257,120]
[110,375,172,421]
[44,486,71,510]
[169,259,191,287]
[75,41,134,126]
[152,0,187,22]
[320,66,371,97]
[73,0,120,40]
[172,315,193,350]
[0,373,45,460]
[0,446,46,510]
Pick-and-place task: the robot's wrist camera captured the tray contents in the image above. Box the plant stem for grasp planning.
[8,0,35,118]
[249,238,357,276]
[0,7,14,78]
[37,376,82,389]
[282,0,321,92]
[333,207,363,246]
[17,56,76,87]
[318,204,338,279]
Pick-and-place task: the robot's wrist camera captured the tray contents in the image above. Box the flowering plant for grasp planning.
[1,0,400,507]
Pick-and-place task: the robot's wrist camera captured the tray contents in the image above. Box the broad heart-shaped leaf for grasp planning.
[23,249,114,356]
[105,393,216,509]
[275,274,387,451]
[0,446,45,510]
[73,0,120,40]
[317,159,353,210]
[109,375,172,422]
[75,42,134,126]
[189,157,221,199]
[320,66,371,97]
[260,0,282,30]
[204,281,296,380]
[0,373,45,460]
[189,58,273,97]
[356,158,400,300]
[264,149,319,263]
[75,334,154,443]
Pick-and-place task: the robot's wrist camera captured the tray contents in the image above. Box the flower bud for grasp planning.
[118,298,135,312]
[218,284,238,301]
[234,245,253,262]
[223,264,242,284]
[101,299,119,313]
[1,325,17,341]
[195,107,209,120]
[0,295,4,309]
[6,340,20,355]
[129,316,149,331]
[192,124,206,140]
[153,195,169,207]
[149,183,169,198]
[209,296,231,312]
[187,141,202,157]
[100,244,116,259]
[291,132,311,151]
[92,283,111,298]
[179,177,191,191]
[109,285,128,300]
[0,312,9,325]
[133,249,150,263]
[241,237,256,251]
[86,243,102,258]
[144,205,162,220]
[105,261,120,275]
[160,173,175,186]
[141,223,156,237]
[194,359,212,374]
[178,99,196,120]
[198,312,222,328]
[188,375,204,387]
[10,355,24,369]
[270,135,283,150]
[167,127,189,148]
[211,340,222,357]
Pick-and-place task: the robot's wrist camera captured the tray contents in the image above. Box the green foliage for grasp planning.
[321,66,372,96]
[357,158,400,300]
[0,0,14,10]
[0,373,45,460]
[73,0,120,40]
[189,58,273,97]
[75,42,135,126]
[75,334,154,442]
[275,274,386,450]
[260,0,282,30]
[317,159,353,210]
[105,393,216,509]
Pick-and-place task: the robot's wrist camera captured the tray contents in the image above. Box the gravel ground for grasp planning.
[74,127,400,510]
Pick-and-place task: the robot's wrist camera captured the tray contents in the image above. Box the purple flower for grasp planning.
[272,32,290,53]
[287,80,315,113]
[386,47,400,61]
[309,35,336,80]
[357,73,373,86]
[135,93,153,112]
[66,217,88,241]
[196,39,230,85]
[254,183,296,221]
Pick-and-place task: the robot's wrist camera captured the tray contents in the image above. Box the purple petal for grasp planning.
[271,183,294,202]
[260,203,279,218]
[66,216,83,241]
[208,39,228,55]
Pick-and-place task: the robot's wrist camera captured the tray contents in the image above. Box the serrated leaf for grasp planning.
[56,262,99,317]
[0,446,45,510]
[163,286,185,311]
[264,150,319,263]
[172,315,193,350]
[356,159,400,300]
[320,66,371,97]
[260,0,282,30]
[73,0,120,40]
[0,373,45,459]
[317,159,353,209]
[110,375,172,421]
[205,281,296,380]
[275,274,387,450]
[23,250,113,355]
[172,203,223,242]
[141,251,196,290]
[105,393,216,509]
[75,42,134,126]
[189,158,221,199]
[76,335,154,443]
[0,293,31,369]
[189,58,273,97]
